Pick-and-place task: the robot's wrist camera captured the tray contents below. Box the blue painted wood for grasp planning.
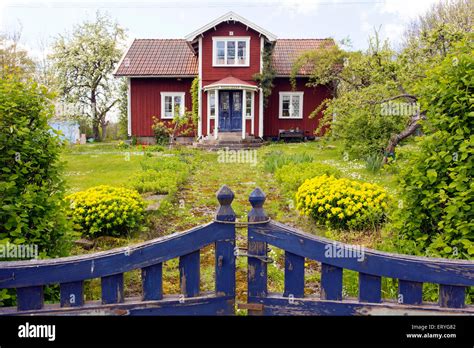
[0,295,235,316]
[141,264,163,301]
[218,91,242,132]
[179,251,200,297]
[398,280,422,305]
[247,188,269,307]
[126,295,234,316]
[249,221,474,286]
[321,263,343,301]
[215,185,236,298]
[284,252,305,298]
[215,185,236,222]
[17,286,43,311]
[359,273,381,303]
[60,281,84,307]
[2,186,474,317]
[439,285,465,308]
[0,222,232,289]
[215,238,235,297]
[101,274,124,304]
[249,295,474,316]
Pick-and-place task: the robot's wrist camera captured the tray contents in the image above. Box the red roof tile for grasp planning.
[115,39,198,76]
[271,39,335,76]
[115,38,335,77]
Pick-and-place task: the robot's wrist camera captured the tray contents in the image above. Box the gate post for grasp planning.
[247,188,268,315]
[215,185,236,313]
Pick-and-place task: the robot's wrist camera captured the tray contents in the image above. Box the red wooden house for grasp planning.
[114,11,334,144]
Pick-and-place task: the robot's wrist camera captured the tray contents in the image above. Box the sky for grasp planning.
[2,0,443,59]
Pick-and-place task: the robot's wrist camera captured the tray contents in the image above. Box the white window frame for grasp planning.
[212,37,250,67]
[160,92,185,119]
[207,90,216,119]
[279,92,304,119]
[244,91,254,119]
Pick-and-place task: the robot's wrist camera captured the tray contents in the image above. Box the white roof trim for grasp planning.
[113,75,197,78]
[203,83,258,91]
[113,39,135,76]
[185,11,277,42]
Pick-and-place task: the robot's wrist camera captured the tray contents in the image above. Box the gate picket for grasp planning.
[0,186,473,316]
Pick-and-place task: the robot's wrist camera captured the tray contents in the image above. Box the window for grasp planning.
[161,92,185,119]
[233,92,241,111]
[237,41,246,65]
[244,92,254,119]
[279,92,303,119]
[227,41,235,65]
[213,37,250,66]
[208,91,216,119]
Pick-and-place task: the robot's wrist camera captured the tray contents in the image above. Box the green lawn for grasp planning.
[62,140,404,303]
[62,143,144,192]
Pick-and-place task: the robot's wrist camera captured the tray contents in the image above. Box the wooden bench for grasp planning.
[278,130,305,141]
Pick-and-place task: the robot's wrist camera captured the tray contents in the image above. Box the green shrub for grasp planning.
[151,117,172,145]
[296,175,389,230]
[140,155,189,172]
[130,155,191,195]
[66,185,145,237]
[0,77,71,258]
[263,151,313,173]
[115,140,130,150]
[130,169,186,195]
[395,39,474,259]
[365,152,384,173]
[275,162,341,193]
[144,145,165,153]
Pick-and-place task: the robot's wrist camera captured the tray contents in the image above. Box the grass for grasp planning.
[61,139,405,306]
[62,143,143,193]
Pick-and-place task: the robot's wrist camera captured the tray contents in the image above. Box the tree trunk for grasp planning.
[100,119,109,141]
[101,124,107,141]
[169,121,179,149]
[383,111,426,164]
[92,121,100,141]
[91,90,100,141]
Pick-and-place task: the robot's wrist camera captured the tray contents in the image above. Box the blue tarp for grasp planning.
[49,121,80,143]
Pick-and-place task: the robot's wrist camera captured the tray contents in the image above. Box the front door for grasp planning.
[219,91,242,132]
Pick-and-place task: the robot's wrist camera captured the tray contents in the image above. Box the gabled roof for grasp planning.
[203,76,258,91]
[271,39,335,76]
[114,39,198,77]
[185,11,277,42]
[114,38,336,78]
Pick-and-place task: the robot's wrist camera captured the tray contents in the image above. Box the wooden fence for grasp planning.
[0,185,473,315]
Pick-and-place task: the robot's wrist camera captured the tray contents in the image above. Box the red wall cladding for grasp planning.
[201,22,261,86]
[263,78,332,138]
[131,78,194,137]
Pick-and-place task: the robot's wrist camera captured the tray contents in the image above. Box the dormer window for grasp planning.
[213,37,250,67]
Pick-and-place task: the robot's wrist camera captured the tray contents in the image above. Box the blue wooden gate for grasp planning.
[0,186,473,315]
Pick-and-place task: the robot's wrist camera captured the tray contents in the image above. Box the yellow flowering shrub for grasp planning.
[66,185,146,237]
[296,175,389,230]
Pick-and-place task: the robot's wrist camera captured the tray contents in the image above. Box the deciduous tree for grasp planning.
[51,13,126,140]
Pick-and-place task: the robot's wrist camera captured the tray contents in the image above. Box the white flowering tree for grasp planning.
[51,12,126,140]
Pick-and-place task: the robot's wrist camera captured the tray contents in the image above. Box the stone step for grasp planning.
[217,139,262,145]
[193,142,264,151]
